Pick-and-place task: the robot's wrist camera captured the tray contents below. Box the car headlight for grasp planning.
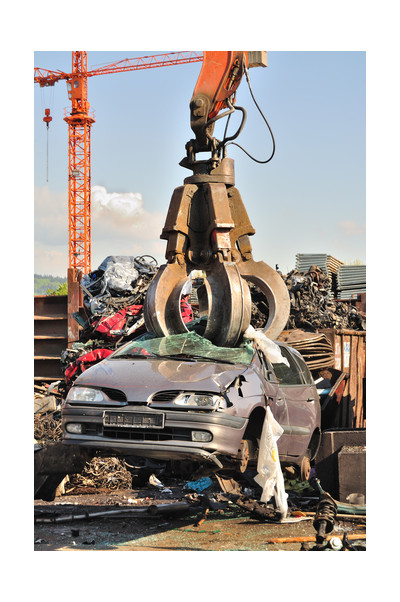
[67,387,107,404]
[173,393,224,408]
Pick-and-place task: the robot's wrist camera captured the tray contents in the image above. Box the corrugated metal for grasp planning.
[295,253,344,274]
[34,269,83,383]
[34,295,68,382]
[321,328,366,429]
[336,264,366,299]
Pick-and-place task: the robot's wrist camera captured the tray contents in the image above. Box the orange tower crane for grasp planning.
[34,51,204,275]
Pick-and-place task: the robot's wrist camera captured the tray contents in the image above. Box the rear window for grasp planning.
[272,346,304,385]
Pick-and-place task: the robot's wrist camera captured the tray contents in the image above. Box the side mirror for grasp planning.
[266,370,277,383]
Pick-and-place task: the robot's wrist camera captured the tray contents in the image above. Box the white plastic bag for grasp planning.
[243,325,289,366]
[254,406,288,517]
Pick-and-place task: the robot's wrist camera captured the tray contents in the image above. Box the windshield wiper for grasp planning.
[161,353,237,365]
[111,353,150,360]
[190,355,238,365]
[153,354,197,362]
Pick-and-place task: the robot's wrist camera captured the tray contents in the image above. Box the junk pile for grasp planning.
[77,254,159,343]
[34,407,62,445]
[283,265,366,332]
[65,457,133,493]
[61,255,193,390]
[34,397,132,494]
[34,382,64,444]
[295,253,344,295]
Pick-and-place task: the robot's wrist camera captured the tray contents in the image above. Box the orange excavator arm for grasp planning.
[186,51,248,159]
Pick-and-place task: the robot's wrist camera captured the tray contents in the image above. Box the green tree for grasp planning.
[46,282,68,296]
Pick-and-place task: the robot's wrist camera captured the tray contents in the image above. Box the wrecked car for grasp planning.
[62,332,321,479]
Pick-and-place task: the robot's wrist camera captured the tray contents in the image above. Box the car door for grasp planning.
[274,345,318,458]
[256,350,290,455]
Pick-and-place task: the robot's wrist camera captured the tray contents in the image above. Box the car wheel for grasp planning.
[300,452,311,482]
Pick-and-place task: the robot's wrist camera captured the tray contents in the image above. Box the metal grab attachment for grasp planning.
[144,158,290,347]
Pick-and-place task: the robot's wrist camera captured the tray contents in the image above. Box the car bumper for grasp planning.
[62,404,247,466]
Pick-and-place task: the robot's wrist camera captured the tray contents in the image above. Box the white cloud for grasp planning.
[92,185,144,219]
[339,220,365,236]
[34,185,167,276]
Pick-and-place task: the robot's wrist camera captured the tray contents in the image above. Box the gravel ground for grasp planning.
[34,484,366,552]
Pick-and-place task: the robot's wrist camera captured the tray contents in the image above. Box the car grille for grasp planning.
[103,426,192,441]
[101,387,127,402]
[151,391,179,403]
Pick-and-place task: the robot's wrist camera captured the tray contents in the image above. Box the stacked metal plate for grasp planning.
[295,253,344,275]
[278,329,335,370]
[295,254,344,294]
[336,264,366,299]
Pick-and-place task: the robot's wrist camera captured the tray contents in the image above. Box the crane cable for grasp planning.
[40,84,55,182]
[224,62,276,164]
[46,124,49,182]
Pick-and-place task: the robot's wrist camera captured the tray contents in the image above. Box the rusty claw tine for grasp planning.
[237,258,291,341]
[200,260,251,347]
[144,259,252,347]
[144,261,190,338]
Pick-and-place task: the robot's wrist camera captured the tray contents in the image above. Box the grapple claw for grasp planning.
[144,158,290,347]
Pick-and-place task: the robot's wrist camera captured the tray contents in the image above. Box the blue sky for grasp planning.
[34,50,365,277]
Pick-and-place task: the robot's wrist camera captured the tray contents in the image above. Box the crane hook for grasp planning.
[43,108,52,129]
[43,109,52,182]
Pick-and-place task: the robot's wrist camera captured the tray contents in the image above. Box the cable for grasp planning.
[225,63,276,164]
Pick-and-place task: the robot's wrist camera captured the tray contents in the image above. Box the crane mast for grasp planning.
[64,51,94,274]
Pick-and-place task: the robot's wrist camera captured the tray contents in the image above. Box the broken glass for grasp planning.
[112,332,255,365]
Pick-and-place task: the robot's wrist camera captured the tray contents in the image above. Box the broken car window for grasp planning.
[112,332,255,365]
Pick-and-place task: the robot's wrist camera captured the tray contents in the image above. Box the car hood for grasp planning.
[74,357,250,401]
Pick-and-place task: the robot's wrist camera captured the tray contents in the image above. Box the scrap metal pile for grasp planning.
[283,265,366,332]
[60,255,193,390]
[34,396,133,493]
[77,254,159,342]
[65,457,133,493]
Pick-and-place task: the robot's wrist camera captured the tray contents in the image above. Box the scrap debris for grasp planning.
[65,457,133,493]
[284,266,365,331]
[60,255,193,390]
[249,264,365,336]
[34,410,62,444]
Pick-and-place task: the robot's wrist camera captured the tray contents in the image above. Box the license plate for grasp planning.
[103,411,165,429]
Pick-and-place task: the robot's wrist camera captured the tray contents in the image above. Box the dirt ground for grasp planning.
[34,481,366,552]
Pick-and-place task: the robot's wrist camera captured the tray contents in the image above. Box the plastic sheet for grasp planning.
[254,406,288,517]
[81,255,158,300]
[243,325,289,366]
[102,262,139,292]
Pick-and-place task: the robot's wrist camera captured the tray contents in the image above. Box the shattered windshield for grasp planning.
[111,332,255,365]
